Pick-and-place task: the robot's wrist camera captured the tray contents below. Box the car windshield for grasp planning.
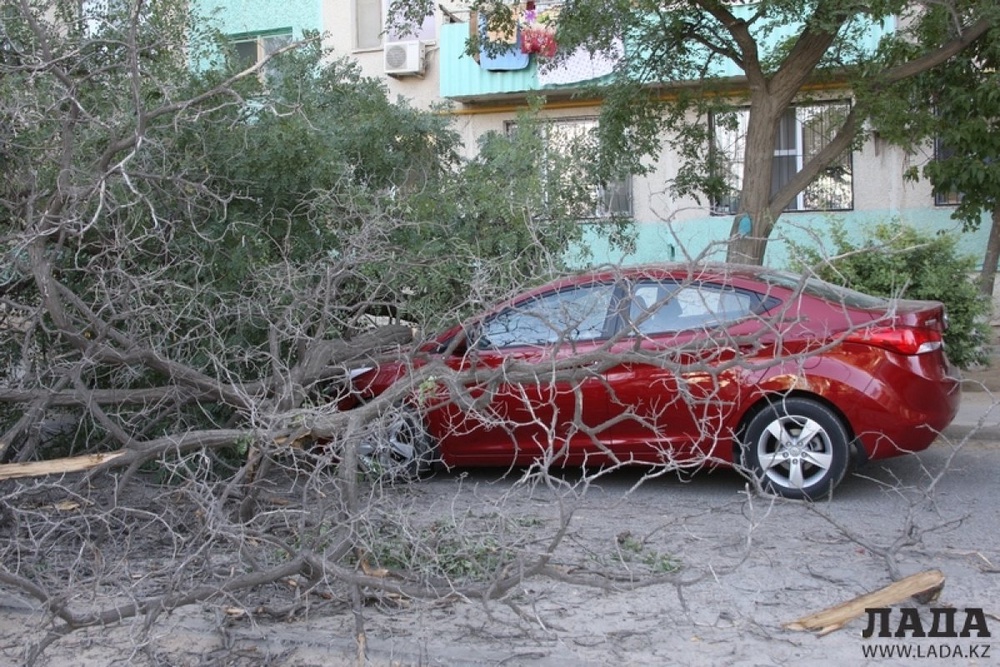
[759,271,889,309]
[478,282,617,348]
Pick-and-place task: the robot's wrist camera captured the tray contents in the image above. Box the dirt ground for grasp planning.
[2,359,998,666]
[2,418,999,667]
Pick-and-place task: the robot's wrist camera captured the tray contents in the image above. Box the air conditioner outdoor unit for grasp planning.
[384,40,425,77]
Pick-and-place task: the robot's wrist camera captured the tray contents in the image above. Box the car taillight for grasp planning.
[845,326,944,355]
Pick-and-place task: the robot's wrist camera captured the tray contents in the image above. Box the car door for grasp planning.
[436,281,617,467]
[602,278,771,463]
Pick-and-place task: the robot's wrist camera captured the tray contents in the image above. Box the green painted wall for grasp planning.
[440,22,541,99]
[573,209,994,270]
[193,0,321,40]
[440,9,892,99]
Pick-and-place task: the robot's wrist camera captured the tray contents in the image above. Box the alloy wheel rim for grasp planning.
[756,415,834,490]
[358,413,419,475]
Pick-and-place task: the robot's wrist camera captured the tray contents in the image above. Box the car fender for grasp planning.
[737,353,873,455]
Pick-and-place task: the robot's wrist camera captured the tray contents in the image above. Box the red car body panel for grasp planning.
[351,264,961,473]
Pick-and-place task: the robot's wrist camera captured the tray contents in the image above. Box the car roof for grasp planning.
[525,262,772,295]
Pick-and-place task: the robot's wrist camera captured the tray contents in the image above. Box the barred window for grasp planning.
[933,135,962,206]
[711,102,854,214]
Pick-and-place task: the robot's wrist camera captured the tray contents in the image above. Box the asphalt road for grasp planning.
[2,388,998,666]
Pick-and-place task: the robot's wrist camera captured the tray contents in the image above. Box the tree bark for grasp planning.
[720,10,994,267]
[979,203,1000,298]
[722,3,846,266]
[727,92,782,265]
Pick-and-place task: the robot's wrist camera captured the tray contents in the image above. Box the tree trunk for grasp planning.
[726,95,781,266]
[726,229,770,265]
[978,203,1000,298]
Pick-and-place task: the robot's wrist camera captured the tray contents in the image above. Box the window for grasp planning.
[478,283,617,348]
[386,9,436,42]
[505,118,633,219]
[231,29,293,71]
[355,0,383,50]
[627,281,759,335]
[933,135,962,206]
[711,102,853,214]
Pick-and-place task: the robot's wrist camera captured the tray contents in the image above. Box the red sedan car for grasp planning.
[351,264,961,499]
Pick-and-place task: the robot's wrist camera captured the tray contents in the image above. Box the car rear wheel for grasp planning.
[740,397,850,500]
[357,407,436,482]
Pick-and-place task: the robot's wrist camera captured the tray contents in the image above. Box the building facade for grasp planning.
[193,0,993,273]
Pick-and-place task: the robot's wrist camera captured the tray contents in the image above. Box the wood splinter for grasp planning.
[784,569,946,636]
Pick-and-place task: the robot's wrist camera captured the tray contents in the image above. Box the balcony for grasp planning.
[439,21,613,102]
[438,5,894,104]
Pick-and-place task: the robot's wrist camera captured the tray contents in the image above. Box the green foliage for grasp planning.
[550,0,916,208]
[865,3,1000,233]
[167,42,634,331]
[613,532,679,574]
[367,517,519,581]
[2,0,628,451]
[363,109,635,327]
[790,222,992,368]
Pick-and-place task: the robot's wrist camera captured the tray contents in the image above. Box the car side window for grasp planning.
[627,281,758,335]
[479,283,617,348]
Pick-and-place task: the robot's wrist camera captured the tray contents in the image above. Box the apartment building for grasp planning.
[194,0,992,271]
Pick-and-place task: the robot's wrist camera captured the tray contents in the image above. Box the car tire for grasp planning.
[740,396,850,500]
[357,407,437,482]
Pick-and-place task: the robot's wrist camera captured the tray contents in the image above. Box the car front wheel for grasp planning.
[740,397,850,500]
[357,407,437,482]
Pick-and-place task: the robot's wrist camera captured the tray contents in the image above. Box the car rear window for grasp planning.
[759,271,889,309]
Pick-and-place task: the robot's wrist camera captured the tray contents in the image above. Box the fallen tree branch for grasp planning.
[784,569,945,635]
[0,451,130,480]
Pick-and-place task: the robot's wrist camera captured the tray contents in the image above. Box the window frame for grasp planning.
[503,117,633,220]
[710,101,854,215]
[229,28,293,76]
[354,0,383,50]
[933,134,963,206]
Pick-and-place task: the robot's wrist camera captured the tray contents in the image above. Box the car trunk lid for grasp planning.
[844,298,948,356]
